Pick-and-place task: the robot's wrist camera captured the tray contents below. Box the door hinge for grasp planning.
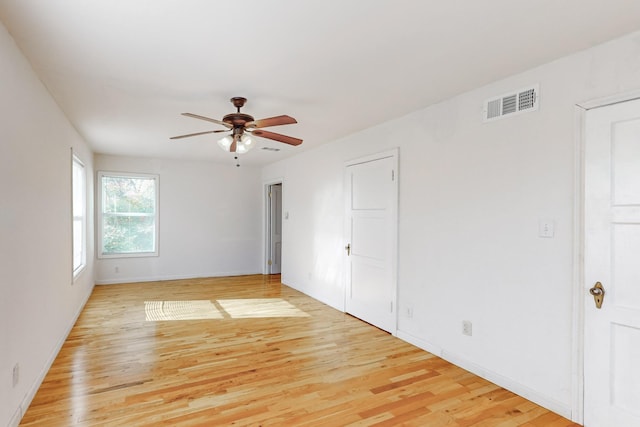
[268,259,273,266]
[391,170,395,181]
[268,191,272,198]
[390,301,393,312]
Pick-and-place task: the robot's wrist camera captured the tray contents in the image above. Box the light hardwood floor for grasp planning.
[21,275,579,426]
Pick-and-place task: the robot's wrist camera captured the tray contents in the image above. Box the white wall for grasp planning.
[0,23,95,427]
[94,155,263,284]
[262,30,640,419]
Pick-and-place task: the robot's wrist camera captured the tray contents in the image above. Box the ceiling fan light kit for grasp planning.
[218,133,255,154]
[171,97,302,163]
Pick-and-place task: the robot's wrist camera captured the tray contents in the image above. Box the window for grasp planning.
[72,155,86,277]
[98,172,159,258]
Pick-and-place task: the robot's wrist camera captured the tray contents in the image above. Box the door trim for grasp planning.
[574,93,640,424]
[343,148,399,334]
[263,177,283,275]
[571,104,586,425]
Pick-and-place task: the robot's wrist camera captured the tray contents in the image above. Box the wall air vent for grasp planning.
[483,84,539,122]
[261,147,281,152]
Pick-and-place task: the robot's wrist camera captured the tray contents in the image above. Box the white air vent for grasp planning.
[483,84,539,122]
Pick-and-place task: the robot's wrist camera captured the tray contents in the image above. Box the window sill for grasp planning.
[98,251,159,260]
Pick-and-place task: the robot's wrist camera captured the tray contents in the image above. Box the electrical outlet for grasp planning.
[538,219,555,238]
[115,266,119,273]
[462,320,473,336]
[405,306,413,318]
[12,363,19,387]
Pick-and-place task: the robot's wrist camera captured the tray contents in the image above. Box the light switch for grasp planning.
[538,219,555,238]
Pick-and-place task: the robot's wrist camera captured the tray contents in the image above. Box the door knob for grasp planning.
[589,282,605,309]
[345,243,351,256]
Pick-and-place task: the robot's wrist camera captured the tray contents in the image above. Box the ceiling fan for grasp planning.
[171,97,302,154]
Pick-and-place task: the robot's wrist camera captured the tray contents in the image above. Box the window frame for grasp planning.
[97,171,160,259]
[72,154,87,278]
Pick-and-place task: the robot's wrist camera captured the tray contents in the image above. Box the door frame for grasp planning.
[573,89,640,424]
[343,148,399,334]
[263,177,284,275]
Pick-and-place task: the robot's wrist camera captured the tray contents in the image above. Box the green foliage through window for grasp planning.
[100,174,157,255]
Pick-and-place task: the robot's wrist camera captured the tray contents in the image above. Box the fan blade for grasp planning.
[230,134,238,153]
[181,113,232,128]
[170,130,227,140]
[245,115,297,129]
[252,129,303,146]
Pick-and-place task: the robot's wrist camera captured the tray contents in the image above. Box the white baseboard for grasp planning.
[95,270,262,285]
[11,284,94,427]
[396,330,444,356]
[7,405,22,427]
[396,330,572,420]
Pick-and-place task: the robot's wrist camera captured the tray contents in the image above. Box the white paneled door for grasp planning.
[344,150,398,333]
[584,98,640,426]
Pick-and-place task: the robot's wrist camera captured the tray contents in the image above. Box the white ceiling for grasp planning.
[2,1,640,166]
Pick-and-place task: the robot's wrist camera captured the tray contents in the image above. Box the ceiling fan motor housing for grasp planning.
[223,112,254,128]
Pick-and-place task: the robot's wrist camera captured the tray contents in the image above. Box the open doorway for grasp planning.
[265,182,282,274]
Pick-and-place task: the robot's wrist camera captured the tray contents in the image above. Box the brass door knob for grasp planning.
[589,282,605,309]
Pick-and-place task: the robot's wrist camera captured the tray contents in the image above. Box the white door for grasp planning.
[584,98,640,426]
[268,184,282,274]
[345,151,398,333]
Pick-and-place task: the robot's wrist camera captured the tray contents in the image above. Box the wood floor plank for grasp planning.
[20,275,579,426]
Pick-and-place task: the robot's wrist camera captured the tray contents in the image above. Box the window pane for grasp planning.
[73,218,83,268]
[103,214,156,253]
[99,173,158,257]
[73,170,83,216]
[102,176,156,214]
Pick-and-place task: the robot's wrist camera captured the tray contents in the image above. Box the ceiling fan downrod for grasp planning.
[231,96,247,113]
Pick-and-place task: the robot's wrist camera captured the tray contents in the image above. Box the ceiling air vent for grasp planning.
[483,84,539,122]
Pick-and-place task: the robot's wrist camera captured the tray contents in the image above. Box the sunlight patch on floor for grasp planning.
[145,300,223,321]
[144,298,310,321]
[217,298,310,318]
